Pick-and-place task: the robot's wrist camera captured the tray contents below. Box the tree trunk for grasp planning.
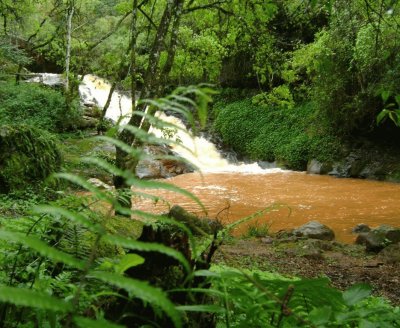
[159,0,184,94]
[113,0,185,208]
[113,0,139,215]
[65,1,74,96]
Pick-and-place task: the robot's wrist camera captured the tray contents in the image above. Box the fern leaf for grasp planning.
[103,234,190,273]
[74,316,125,328]
[0,286,71,312]
[34,205,105,234]
[125,178,206,214]
[95,136,144,158]
[176,304,225,313]
[0,230,85,269]
[88,271,182,328]
[114,254,145,274]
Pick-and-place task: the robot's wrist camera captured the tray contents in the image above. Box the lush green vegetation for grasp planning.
[1,0,400,327]
[213,99,340,170]
[0,82,81,132]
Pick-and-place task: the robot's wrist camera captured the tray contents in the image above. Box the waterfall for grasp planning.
[29,73,284,174]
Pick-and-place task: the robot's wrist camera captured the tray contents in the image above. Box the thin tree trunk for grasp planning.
[159,0,184,94]
[114,0,183,197]
[129,0,176,130]
[65,2,74,95]
[113,0,139,215]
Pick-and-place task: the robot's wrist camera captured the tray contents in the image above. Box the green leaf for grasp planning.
[376,109,389,125]
[74,317,125,328]
[114,254,145,274]
[309,306,332,325]
[381,90,391,103]
[176,304,225,313]
[0,286,71,312]
[395,95,400,107]
[0,230,85,270]
[34,205,105,234]
[125,178,206,214]
[53,173,114,204]
[89,271,181,328]
[343,284,371,306]
[103,234,190,273]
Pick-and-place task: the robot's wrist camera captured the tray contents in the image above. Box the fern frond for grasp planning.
[54,173,114,203]
[125,178,206,214]
[0,286,71,312]
[34,205,105,234]
[88,271,182,328]
[102,234,190,273]
[0,230,85,269]
[95,135,144,158]
[175,304,225,313]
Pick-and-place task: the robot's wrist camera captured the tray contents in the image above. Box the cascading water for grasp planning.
[77,74,284,174]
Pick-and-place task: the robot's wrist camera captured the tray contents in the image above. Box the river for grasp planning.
[33,73,400,243]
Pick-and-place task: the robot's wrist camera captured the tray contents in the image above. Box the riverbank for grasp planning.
[214,237,400,305]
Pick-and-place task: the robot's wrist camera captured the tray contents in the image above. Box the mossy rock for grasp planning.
[0,124,62,193]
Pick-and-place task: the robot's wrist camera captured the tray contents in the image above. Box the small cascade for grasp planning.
[28,73,284,174]
[150,112,283,174]
[79,75,132,124]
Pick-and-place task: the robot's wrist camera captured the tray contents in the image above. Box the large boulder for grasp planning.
[355,225,400,252]
[0,125,62,193]
[293,221,335,241]
[135,145,194,179]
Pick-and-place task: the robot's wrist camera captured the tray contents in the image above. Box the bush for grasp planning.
[0,82,81,131]
[0,124,62,193]
[214,100,340,169]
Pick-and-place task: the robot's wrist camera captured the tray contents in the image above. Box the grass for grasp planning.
[243,221,271,238]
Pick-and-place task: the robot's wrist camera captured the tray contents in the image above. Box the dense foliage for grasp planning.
[214,99,340,170]
[0,82,81,132]
[0,124,61,193]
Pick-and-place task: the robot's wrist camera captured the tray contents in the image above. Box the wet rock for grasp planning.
[293,221,335,241]
[307,159,322,174]
[136,159,163,179]
[258,161,277,169]
[355,225,400,252]
[352,223,371,234]
[87,178,113,190]
[307,160,333,175]
[380,243,400,264]
[135,145,194,179]
[78,115,98,129]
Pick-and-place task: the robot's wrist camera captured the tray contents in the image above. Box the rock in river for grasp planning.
[293,221,335,241]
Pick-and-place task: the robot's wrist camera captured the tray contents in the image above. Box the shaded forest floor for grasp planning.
[214,238,400,305]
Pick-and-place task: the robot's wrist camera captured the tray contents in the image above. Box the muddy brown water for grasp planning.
[134,171,400,243]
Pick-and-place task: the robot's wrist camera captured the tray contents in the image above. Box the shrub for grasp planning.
[0,82,81,131]
[0,124,62,193]
[252,85,295,110]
